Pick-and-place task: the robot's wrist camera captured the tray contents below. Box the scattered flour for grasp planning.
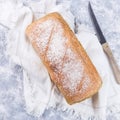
[28,16,91,96]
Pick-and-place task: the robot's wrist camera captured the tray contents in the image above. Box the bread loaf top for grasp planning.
[26,12,102,104]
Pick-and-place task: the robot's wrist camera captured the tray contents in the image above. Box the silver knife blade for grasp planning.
[88,2,106,44]
[88,2,120,84]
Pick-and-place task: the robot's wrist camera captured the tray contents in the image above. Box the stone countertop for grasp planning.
[0,0,120,120]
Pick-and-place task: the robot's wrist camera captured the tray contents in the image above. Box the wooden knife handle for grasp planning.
[102,42,120,84]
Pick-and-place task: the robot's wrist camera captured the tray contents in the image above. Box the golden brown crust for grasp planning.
[26,12,102,105]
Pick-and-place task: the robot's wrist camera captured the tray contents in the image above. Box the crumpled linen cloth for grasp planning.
[0,0,120,119]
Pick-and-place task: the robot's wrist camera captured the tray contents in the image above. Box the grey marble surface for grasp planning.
[0,0,120,120]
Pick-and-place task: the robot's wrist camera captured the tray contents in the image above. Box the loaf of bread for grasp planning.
[26,12,102,105]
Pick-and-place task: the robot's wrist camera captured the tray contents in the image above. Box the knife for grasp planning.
[88,2,120,84]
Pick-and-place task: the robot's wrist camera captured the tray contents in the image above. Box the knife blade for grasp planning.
[88,2,120,84]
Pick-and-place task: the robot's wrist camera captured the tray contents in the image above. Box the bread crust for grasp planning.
[26,12,102,105]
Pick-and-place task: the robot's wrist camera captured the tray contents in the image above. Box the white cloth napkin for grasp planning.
[1,0,120,119]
